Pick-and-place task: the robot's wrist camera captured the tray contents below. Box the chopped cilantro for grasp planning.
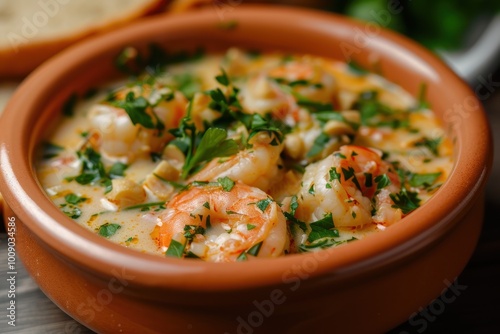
[181,127,239,179]
[203,201,210,209]
[218,177,235,192]
[390,188,421,214]
[415,83,430,110]
[307,213,339,242]
[247,224,256,231]
[375,174,391,190]
[284,195,307,232]
[354,90,396,126]
[308,184,315,195]
[153,174,185,189]
[307,132,330,157]
[172,73,201,99]
[165,239,185,258]
[329,167,341,181]
[67,147,112,193]
[150,152,162,162]
[124,201,166,211]
[64,193,87,205]
[62,93,78,116]
[295,95,334,112]
[342,167,362,190]
[237,252,248,261]
[415,137,442,156]
[247,241,263,256]
[347,60,369,76]
[409,172,442,188]
[112,91,165,132]
[299,236,357,252]
[62,206,82,219]
[215,68,230,86]
[256,198,273,212]
[42,142,64,159]
[98,223,121,238]
[183,225,205,240]
[108,162,128,178]
[364,173,373,188]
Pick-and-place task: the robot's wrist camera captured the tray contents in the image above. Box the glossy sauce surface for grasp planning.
[36,48,453,261]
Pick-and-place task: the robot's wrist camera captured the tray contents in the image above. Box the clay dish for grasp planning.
[0,5,492,333]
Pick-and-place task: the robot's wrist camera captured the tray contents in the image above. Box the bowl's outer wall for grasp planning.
[0,5,492,333]
[6,193,485,333]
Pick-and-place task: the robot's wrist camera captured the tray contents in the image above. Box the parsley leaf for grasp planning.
[98,223,121,238]
[415,137,442,156]
[67,147,112,192]
[112,91,164,131]
[408,172,442,188]
[62,93,78,117]
[64,193,87,205]
[42,142,64,159]
[307,213,339,242]
[215,67,230,86]
[256,198,273,212]
[182,127,239,179]
[307,132,330,157]
[108,162,128,178]
[347,60,369,76]
[183,225,205,240]
[390,188,421,214]
[165,239,185,258]
[218,177,235,192]
[62,206,82,219]
[375,174,391,190]
[247,241,263,256]
[284,195,307,232]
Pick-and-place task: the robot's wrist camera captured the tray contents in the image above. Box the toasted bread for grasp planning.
[0,0,167,78]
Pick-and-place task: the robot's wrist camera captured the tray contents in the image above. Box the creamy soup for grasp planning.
[36,48,453,262]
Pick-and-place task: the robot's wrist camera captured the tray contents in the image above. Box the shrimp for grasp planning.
[239,58,336,126]
[88,83,187,163]
[152,182,288,262]
[188,132,284,192]
[268,59,337,104]
[295,145,402,228]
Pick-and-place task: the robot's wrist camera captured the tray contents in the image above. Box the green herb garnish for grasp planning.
[408,172,442,188]
[218,177,235,192]
[62,93,78,117]
[64,193,87,205]
[256,198,273,212]
[307,213,339,243]
[165,239,185,258]
[390,188,421,214]
[181,127,239,179]
[42,142,64,159]
[98,223,122,238]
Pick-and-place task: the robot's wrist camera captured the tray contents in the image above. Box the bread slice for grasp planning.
[0,0,167,78]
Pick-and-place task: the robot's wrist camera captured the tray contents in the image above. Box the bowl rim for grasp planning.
[0,4,492,291]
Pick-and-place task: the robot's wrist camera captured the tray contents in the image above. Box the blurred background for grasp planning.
[1,0,499,333]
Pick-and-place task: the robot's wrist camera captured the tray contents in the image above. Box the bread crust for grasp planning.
[0,0,168,79]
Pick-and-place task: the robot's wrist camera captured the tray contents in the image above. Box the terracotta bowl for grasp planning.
[0,5,492,333]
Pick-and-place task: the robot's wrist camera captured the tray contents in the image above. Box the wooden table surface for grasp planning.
[1,57,499,334]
